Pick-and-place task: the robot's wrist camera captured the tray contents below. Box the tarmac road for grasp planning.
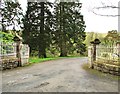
[2,57,118,92]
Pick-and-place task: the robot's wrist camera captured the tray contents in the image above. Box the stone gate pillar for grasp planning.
[90,39,101,68]
[0,42,1,63]
[88,46,94,68]
[20,44,29,66]
[116,42,120,63]
[13,36,22,67]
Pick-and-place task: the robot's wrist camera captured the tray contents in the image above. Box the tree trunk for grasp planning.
[38,46,47,58]
[59,3,67,57]
[60,44,67,57]
[29,46,32,57]
[60,50,67,57]
[38,2,47,58]
[2,19,6,32]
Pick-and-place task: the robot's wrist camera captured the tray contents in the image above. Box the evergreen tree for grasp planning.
[22,2,53,58]
[53,2,86,56]
[0,0,23,32]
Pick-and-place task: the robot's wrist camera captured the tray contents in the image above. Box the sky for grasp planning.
[19,0,119,33]
[80,0,119,33]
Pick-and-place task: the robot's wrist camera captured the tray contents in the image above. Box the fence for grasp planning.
[88,44,120,76]
[0,42,16,58]
[88,44,120,64]
[96,45,120,62]
[0,42,29,70]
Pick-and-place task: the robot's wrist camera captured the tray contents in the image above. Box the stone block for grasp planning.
[102,69,108,73]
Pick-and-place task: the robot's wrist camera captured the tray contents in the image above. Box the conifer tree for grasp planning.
[53,2,86,56]
[22,1,53,58]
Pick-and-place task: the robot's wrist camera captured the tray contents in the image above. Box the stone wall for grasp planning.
[0,43,30,70]
[88,43,120,76]
[0,57,19,70]
[93,61,120,76]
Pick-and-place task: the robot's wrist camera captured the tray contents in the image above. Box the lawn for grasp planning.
[29,57,59,64]
[29,56,82,64]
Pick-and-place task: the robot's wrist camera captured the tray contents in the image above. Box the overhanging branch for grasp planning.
[91,4,119,17]
[91,10,120,17]
[93,6,120,10]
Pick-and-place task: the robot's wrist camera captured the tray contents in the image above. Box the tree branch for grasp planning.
[91,4,119,17]
[93,6,120,10]
[91,10,120,17]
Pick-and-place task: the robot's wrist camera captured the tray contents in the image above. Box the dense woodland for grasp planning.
[0,1,120,58]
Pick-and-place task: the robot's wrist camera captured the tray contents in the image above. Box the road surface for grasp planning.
[2,57,118,92]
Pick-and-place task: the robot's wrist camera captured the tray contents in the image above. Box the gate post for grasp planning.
[0,42,2,69]
[0,42,1,94]
[116,42,120,63]
[88,46,94,68]
[13,36,22,67]
[0,42,1,62]
[20,44,29,66]
[90,39,101,68]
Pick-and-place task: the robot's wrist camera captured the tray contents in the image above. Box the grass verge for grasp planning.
[29,57,58,64]
[82,63,120,80]
[29,56,84,65]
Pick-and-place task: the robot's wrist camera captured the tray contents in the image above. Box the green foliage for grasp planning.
[0,0,23,31]
[53,2,86,56]
[46,44,60,57]
[29,57,57,64]
[23,2,86,57]
[22,2,53,58]
[29,56,82,64]
[0,1,87,58]
[84,30,120,47]
[0,31,14,54]
[103,30,120,46]
[0,31,14,43]
[84,32,107,46]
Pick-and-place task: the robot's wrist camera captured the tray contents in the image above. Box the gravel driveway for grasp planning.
[2,57,118,92]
